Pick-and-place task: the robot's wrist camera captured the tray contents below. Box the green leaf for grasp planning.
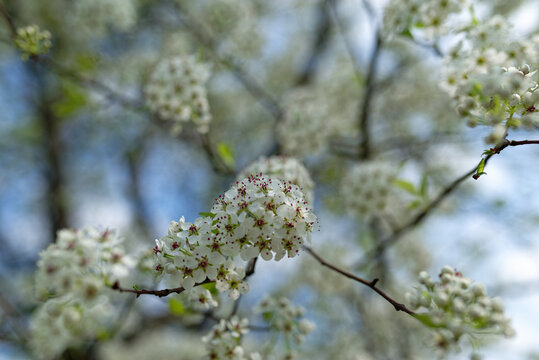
[407,199,422,210]
[412,313,439,328]
[169,298,186,316]
[393,179,417,195]
[75,53,100,72]
[201,282,218,296]
[199,212,216,218]
[217,142,236,168]
[473,158,487,179]
[96,330,110,341]
[52,81,87,117]
[400,28,414,39]
[133,284,139,291]
[419,173,428,197]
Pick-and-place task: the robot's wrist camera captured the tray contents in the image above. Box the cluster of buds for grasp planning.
[406,266,515,351]
[454,64,539,144]
[14,25,52,60]
[153,174,316,306]
[383,0,467,39]
[255,296,316,346]
[440,14,539,143]
[145,55,212,134]
[341,161,400,220]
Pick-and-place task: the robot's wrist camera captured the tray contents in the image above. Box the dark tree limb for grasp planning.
[303,245,415,315]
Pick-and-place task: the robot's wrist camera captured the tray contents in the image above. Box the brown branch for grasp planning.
[358,30,382,160]
[303,245,415,315]
[294,0,333,86]
[111,279,213,298]
[362,138,539,263]
[0,3,17,39]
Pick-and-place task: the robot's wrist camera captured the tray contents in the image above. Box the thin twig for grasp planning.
[327,0,362,80]
[111,279,212,298]
[45,59,144,111]
[363,138,539,263]
[294,0,333,86]
[229,257,258,318]
[303,245,415,315]
[172,2,282,121]
[0,3,17,39]
[358,30,382,159]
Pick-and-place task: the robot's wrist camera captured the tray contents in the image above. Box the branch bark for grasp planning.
[303,245,415,315]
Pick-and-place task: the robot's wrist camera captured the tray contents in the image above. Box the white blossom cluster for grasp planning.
[383,0,467,39]
[237,156,314,205]
[31,227,134,359]
[341,161,399,220]
[153,174,316,306]
[255,296,316,346]
[440,16,539,143]
[145,55,212,134]
[72,0,137,35]
[278,86,356,158]
[14,25,52,60]
[406,266,515,351]
[202,316,261,360]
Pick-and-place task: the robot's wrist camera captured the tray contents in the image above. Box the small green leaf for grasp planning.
[133,284,139,291]
[412,313,438,328]
[217,142,236,168]
[473,158,487,179]
[419,173,428,197]
[52,81,87,117]
[407,199,422,210]
[401,28,414,39]
[199,212,216,218]
[169,298,185,316]
[96,330,110,341]
[393,179,417,195]
[201,282,218,296]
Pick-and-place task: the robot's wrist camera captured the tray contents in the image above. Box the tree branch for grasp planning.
[0,3,17,39]
[111,279,213,298]
[358,30,382,160]
[172,2,283,121]
[362,138,539,263]
[303,245,415,315]
[294,0,333,86]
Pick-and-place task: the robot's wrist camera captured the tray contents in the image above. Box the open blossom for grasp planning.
[153,174,316,306]
[237,156,315,205]
[406,266,514,352]
[202,317,259,360]
[211,175,316,261]
[145,55,212,134]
